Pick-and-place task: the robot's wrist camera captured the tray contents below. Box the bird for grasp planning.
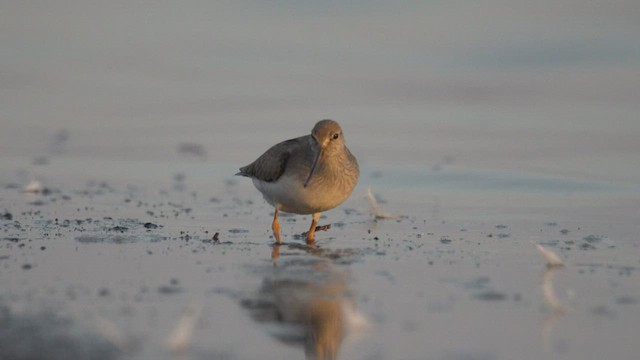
[236,119,359,245]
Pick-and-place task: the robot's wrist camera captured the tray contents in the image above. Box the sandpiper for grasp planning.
[236,119,359,245]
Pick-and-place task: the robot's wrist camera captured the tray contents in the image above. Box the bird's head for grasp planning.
[305,119,346,187]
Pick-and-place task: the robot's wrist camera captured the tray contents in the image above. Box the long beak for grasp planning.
[304,148,324,188]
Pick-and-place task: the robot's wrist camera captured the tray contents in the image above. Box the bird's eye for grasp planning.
[331,133,340,140]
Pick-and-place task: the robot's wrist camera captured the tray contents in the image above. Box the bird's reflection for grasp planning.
[242,243,366,360]
[541,264,567,353]
[534,243,567,353]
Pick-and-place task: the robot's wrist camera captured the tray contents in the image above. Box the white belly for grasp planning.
[252,174,351,214]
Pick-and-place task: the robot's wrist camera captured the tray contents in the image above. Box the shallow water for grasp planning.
[2,1,640,359]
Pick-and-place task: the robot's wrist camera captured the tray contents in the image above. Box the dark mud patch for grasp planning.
[461,277,510,301]
[158,278,184,295]
[616,295,640,305]
[76,234,166,244]
[110,226,129,233]
[228,228,249,234]
[0,305,121,360]
[473,290,508,301]
[277,243,373,264]
[177,142,207,159]
[575,263,637,276]
[583,234,605,243]
[157,284,184,295]
[463,276,492,290]
[62,218,167,243]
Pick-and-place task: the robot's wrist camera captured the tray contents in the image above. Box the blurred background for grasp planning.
[1,1,639,184]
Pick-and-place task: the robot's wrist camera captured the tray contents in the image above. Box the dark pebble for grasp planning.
[144,222,158,229]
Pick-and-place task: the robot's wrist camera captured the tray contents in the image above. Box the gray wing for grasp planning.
[236,138,301,182]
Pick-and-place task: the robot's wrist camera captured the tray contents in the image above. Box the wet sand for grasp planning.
[1,155,639,360]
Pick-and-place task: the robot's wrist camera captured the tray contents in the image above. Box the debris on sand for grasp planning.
[533,243,564,268]
[533,243,567,313]
[367,187,396,220]
[23,180,44,194]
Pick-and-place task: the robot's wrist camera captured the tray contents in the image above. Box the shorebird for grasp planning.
[237,119,359,245]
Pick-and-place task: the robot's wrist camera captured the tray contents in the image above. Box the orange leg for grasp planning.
[306,212,321,245]
[272,207,281,244]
